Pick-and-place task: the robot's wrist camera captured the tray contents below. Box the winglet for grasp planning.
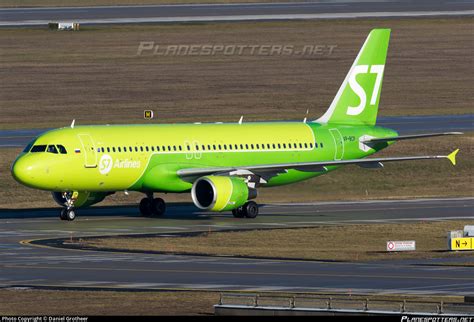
[70,119,75,128]
[447,149,459,166]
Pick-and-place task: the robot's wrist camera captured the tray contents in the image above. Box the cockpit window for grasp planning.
[22,138,37,153]
[30,145,47,153]
[23,142,34,153]
[57,145,67,154]
[47,145,58,154]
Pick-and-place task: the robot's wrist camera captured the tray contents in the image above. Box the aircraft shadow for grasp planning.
[0,202,218,220]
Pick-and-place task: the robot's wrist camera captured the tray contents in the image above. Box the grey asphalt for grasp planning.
[1,114,472,148]
[0,198,473,296]
[1,0,473,26]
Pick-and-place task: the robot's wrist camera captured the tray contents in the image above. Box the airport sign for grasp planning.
[450,237,474,251]
[386,241,416,252]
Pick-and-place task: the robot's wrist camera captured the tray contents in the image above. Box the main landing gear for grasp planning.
[59,192,76,221]
[139,193,166,217]
[232,201,259,219]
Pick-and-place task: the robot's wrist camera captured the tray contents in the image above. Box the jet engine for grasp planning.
[191,176,257,211]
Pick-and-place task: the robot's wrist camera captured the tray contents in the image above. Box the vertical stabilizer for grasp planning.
[315,29,391,126]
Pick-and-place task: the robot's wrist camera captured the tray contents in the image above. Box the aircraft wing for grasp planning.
[361,132,463,144]
[177,149,459,181]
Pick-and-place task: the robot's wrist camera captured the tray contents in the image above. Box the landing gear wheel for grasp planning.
[139,198,153,217]
[60,208,67,220]
[65,208,76,221]
[152,198,166,216]
[243,201,259,219]
[232,207,245,218]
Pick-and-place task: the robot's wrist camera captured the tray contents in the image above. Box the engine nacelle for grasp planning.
[191,176,256,212]
[52,191,109,208]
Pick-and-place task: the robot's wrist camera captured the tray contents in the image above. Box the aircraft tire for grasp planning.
[152,198,166,216]
[232,207,245,218]
[139,198,153,217]
[65,209,76,221]
[59,208,67,220]
[243,201,258,219]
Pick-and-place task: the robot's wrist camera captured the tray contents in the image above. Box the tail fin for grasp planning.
[315,28,391,126]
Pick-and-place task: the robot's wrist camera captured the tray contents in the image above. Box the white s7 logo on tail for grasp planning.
[347,64,384,116]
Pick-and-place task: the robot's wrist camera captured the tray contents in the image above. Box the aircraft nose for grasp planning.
[11,156,34,186]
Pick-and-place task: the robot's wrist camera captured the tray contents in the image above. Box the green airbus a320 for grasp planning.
[11,29,461,221]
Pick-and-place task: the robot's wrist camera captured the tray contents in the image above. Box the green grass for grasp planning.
[85,220,474,262]
[0,289,218,315]
[0,18,473,130]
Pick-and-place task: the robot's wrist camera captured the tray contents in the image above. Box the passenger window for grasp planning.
[299,143,303,148]
[277,144,281,149]
[173,146,177,151]
[168,146,171,151]
[250,144,254,149]
[283,144,286,149]
[245,144,248,149]
[30,145,47,153]
[47,145,58,154]
[57,145,67,154]
[202,145,206,151]
[321,142,324,148]
[107,147,110,153]
[229,145,232,150]
[118,147,121,152]
[309,143,313,148]
[179,146,182,151]
[223,144,227,150]
[113,147,116,152]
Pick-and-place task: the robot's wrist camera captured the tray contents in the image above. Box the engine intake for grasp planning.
[191,176,256,211]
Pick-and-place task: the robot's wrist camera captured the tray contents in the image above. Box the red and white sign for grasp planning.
[386,240,416,252]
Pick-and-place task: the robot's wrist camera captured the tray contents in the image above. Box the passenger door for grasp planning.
[329,128,344,160]
[78,134,97,168]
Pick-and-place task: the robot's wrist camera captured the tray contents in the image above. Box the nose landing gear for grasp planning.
[59,192,77,221]
[60,207,76,221]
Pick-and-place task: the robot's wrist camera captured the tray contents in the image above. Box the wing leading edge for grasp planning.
[177,149,459,180]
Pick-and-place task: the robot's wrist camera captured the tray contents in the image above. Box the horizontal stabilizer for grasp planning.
[362,132,463,144]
